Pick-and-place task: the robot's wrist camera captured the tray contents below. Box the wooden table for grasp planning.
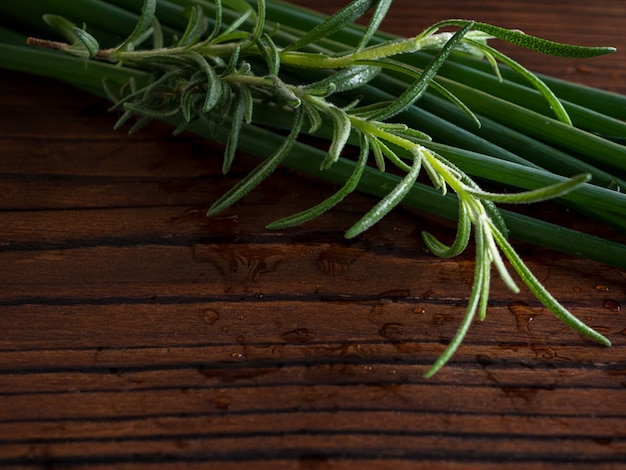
[1,1,625,468]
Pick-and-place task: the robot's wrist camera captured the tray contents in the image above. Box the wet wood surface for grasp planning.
[1,1,626,469]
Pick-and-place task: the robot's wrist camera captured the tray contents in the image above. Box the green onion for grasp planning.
[1,0,624,376]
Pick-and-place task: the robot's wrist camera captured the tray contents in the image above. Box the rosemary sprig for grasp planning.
[1,0,623,376]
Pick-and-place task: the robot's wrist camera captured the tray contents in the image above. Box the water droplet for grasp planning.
[281,328,315,343]
[499,386,540,404]
[192,244,284,281]
[508,301,542,334]
[529,342,556,360]
[476,354,495,368]
[198,365,278,383]
[603,300,622,312]
[413,307,426,314]
[230,352,245,359]
[394,342,421,354]
[210,395,231,410]
[595,285,610,292]
[421,289,434,300]
[379,323,404,340]
[378,289,411,299]
[368,303,388,325]
[431,312,456,326]
[315,246,362,276]
[202,308,220,325]
[594,437,616,447]
[176,438,192,449]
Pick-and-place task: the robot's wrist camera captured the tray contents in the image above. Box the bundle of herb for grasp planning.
[1,0,624,376]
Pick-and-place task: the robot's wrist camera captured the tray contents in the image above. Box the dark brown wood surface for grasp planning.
[1,1,626,468]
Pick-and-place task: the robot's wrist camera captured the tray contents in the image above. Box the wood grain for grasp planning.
[1,1,626,469]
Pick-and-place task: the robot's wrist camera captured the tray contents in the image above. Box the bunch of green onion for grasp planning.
[1,0,625,375]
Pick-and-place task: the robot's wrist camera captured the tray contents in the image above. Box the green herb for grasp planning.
[1,0,625,376]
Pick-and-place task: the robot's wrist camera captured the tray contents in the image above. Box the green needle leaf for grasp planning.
[466,173,591,204]
[422,201,471,258]
[222,45,241,76]
[123,101,180,119]
[281,0,377,52]
[346,149,422,238]
[303,65,381,95]
[488,219,611,347]
[206,0,223,42]
[151,15,163,49]
[206,108,305,216]
[371,21,474,121]
[478,233,491,321]
[185,51,223,112]
[179,77,204,121]
[483,220,519,293]
[212,10,253,43]
[266,133,369,229]
[321,106,352,170]
[41,15,100,58]
[357,0,392,51]
[71,27,99,58]
[223,87,248,174]
[250,0,267,44]
[117,0,156,52]
[424,222,486,378]
[302,101,324,133]
[465,38,572,124]
[257,33,280,76]
[368,135,386,172]
[431,20,616,57]
[42,14,80,43]
[177,5,207,47]
[428,80,481,128]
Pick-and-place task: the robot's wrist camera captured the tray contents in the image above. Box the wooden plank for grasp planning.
[1,242,624,306]
[1,1,626,469]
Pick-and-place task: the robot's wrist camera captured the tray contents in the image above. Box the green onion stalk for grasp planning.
[1,0,625,376]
